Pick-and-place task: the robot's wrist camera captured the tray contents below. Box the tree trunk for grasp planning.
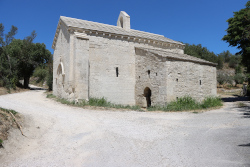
[23,76,30,89]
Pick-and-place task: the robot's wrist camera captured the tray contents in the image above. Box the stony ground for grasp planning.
[0,89,249,167]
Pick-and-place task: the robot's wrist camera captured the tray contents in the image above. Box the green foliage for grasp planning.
[46,55,53,91]
[217,55,224,69]
[46,95,142,111]
[46,94,56,98]
[184,43,218,64]
[88,97,111,107]
[0,107,18,115]
[0,24,18,89]
[148,96,222,111]
[217,73,226,85]
[33,67,47,83]
[0,23,52,89]
[222,1,250,89]
[235,65,243,74]
[228,55,241,68]
[166,96,201,111]
[201,96,223,108]
[0,139,3,145]
[234,73,245,85]
[8,37,52,88]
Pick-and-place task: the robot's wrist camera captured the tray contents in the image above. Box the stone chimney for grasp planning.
[117,11,130,30]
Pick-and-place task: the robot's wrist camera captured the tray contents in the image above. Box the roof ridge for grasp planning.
[59,16,182,44]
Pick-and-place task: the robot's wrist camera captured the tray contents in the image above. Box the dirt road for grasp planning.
[0,89,249,167]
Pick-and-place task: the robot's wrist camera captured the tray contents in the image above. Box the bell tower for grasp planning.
[117,11,130,30]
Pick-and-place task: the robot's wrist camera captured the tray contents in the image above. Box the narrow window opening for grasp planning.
[176,78,178,82]
[116,67,119,77]
[200,80,201,85]
[139,76,140,79]
[156,73,157,76]
[147,70,150,78]
[144,87,152,107]
[176,97,178,100]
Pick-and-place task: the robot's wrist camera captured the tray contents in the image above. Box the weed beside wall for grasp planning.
[47,94,222,112]
[46,94,142,111]
[148,96,223,111]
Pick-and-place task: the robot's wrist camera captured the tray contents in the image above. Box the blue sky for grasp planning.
[0,0,248,55]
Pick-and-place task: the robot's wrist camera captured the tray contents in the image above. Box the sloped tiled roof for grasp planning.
[59,16,183,45]
[136,47,217,66]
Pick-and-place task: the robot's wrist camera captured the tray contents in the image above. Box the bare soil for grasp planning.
[0,110,22,147]
[0,87,28,96]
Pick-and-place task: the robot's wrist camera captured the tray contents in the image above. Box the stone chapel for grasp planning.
[52,11,217,107]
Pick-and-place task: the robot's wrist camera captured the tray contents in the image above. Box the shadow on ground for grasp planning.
[237,105,250,118]
[29,87,46,90]
[238,143,250,147]
[221,96,249,102]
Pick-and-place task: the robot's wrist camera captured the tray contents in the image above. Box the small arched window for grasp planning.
[120,17,123,28]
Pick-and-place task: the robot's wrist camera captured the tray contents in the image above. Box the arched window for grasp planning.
[57,62,65,84]
[120,17,123,28]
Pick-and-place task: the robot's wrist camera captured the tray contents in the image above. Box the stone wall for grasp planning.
[53,25,71,99]
[88,35,136,105]
[166,60,217,102]
[53,24,216,106]
[135,49,167,107]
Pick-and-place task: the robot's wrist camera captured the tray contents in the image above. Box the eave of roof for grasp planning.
[135,47,217,66]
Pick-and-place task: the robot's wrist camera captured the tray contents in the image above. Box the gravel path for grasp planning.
[0,89,249,167]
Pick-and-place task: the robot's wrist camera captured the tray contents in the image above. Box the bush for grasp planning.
[148,96,222,111]
[46,70,53,91]
[167,96,200,111]
[88,97,111,107]
[33,67,47,84]
[201,96,223,108]
[234,73,245,86]
[217,73,226,85]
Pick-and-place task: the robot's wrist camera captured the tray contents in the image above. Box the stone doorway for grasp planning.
[144,87,152,107]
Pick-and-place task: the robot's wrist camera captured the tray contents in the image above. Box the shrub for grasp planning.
[234,73,245,86]
[201,96,223,108]
[88,97,111,107]
[167,96,200,111]
[46,94,56,98]
[46,70,53,91]
[33,67,47,84]
[148,96,222,111]
[217,73,226,85]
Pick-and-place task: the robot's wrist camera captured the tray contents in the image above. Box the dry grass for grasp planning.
[0,87,28,96]
[0,108,21,147]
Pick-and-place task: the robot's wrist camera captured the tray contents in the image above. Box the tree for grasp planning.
[184,43,220,68]
[234,73,245,86]
[0,24,18,88]
[217,55,224,69]
[222,1,250,94]
[7,31,52,88]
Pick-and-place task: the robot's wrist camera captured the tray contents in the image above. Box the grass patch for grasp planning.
[46,94,56,98]
[0,107,18,115]
[148,96,223,112]
[47,94,222,112]
[46,94,143,111]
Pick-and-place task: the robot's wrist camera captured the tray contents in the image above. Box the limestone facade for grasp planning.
[52,11,217,107]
